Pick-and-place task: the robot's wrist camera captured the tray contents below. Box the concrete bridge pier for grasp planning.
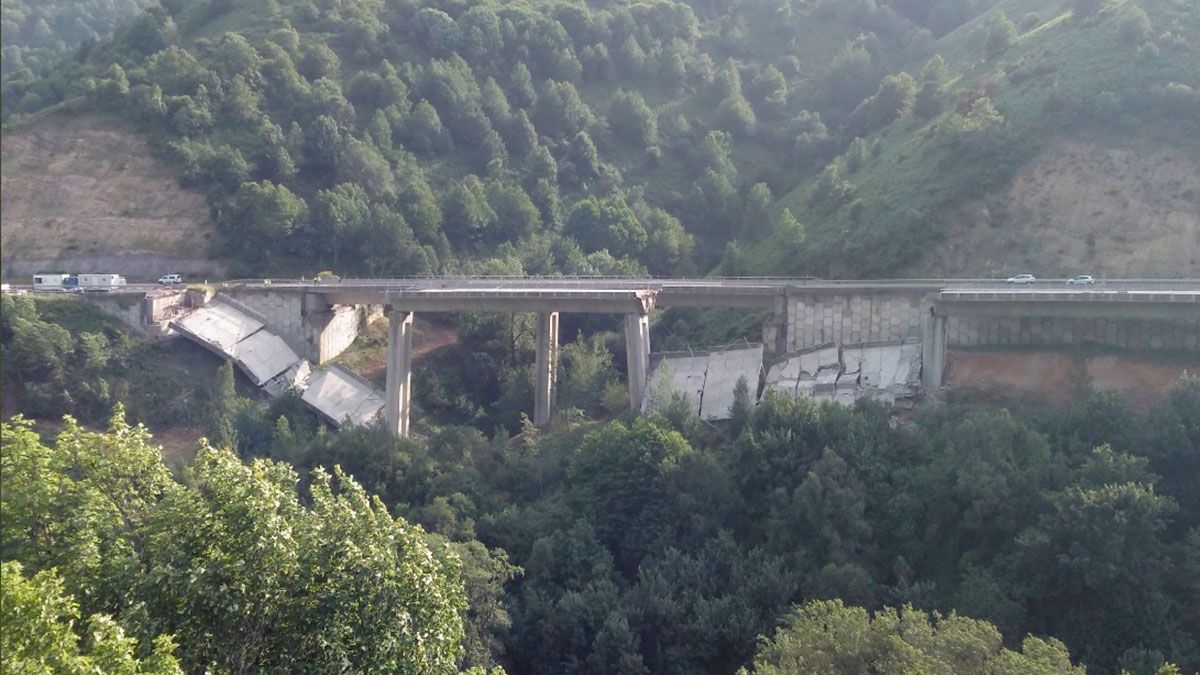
[625,313,651,410]
[921,301,947,391]
[385,310,414,437]
[534,311,560,426]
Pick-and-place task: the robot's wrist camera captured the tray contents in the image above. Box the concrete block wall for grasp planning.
[224,288,307,354]
[84,292,145,332]
[223,288,384,363]
[312,305,361,363]
[946,316,1200,351]
[785,291,926,352]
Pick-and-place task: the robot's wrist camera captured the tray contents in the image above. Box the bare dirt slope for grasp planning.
[913,138,1200,278]
[945,349,1199,412]
[1,114,223,279]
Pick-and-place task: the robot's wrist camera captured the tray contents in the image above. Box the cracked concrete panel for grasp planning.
[765,357,803,395]
[643,354,708,415]
[700,345,763,420]
[800,344,840,376]
[231,330,302,386]
[766,343,839,397]
[302,365,384,428]
[172,299,265,354]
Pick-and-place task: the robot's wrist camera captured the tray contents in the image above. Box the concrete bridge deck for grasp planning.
[44,277,1196,437]
[219,277,1200,314]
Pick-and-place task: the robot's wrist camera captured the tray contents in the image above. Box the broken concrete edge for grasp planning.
[649,340,766,361]
[210,292,272,326]
[764,341,840,368]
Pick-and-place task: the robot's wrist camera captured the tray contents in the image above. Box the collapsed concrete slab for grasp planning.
[643,353,708,416]
[764,339,923,408]
[301,365,385,428]
[700,345,764,420]
[230,330,302,386]
[172,296,265,354]
[642,343,763,421]
[171,293,385,430]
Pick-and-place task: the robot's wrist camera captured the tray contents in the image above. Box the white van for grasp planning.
[158,273,183,285]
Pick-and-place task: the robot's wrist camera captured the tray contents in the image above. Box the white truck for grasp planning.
[32,272,72,290]
[75,273,127,291]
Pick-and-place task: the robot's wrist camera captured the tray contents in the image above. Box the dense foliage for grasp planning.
[198,372,1200,674]
[0,294,228,428]
[0,412,477,673]
[7,0,1194,277]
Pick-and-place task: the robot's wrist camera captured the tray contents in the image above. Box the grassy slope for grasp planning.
[748,0,1200,277]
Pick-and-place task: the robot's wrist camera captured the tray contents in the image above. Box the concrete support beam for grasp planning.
[385,310,414,437]
[625,313,651,410]
[921,301,947,391]
[534,311,560,427]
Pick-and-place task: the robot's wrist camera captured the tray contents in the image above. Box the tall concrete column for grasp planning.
[921,300,947,391]
[534,311,559,427]
[385,310,414,437]
[625,313,651,411]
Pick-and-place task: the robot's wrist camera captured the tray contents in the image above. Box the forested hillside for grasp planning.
[1,0,156,84]
[3,0,1200,672]
[5,0,1196,278]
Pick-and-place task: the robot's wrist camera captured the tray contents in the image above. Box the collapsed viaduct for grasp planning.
[193,278,1198,437]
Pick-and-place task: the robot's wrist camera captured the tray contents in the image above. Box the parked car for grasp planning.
[159,273,183,285]
[1005,273,1037,284]
[1067,275,1096,285]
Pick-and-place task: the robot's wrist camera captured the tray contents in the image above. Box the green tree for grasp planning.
[225,180,307,259]
[717,92,757,135]
[748,64,787,117]
[0,414,470,673]
[299,43,339,80]
[608,89,656,147]
[747,599,1086,674]
[847,72,916,136]
[533,80,591,138]
[415,7,461,56]
[1,561,182,675]
[1006,480,1180,668]
[443,175,496,246]
[986,11,1017,59]
[509,62,536,109]
[405,99,450,154]
[569,418,693,571]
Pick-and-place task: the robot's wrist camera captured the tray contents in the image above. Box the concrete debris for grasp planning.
[301,365,385,427]
[701,346,765,420]
[263,360,311,398]
[764,339,922,408]
[171,293,385,429]
[643,343,763,421]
